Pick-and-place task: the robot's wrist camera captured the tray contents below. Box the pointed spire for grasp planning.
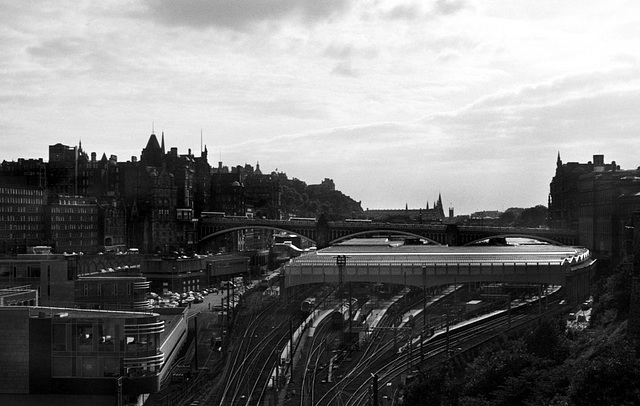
[161,131,165,154]
[557,151,562,167]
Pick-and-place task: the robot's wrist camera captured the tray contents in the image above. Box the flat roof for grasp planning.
[293,242,591,266]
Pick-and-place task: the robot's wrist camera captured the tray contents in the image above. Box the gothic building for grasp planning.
[364,193,447,223]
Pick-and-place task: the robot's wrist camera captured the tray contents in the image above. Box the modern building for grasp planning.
[0,306,165,405]
[141,254,250,295]
[0,184,47,254]
[74,269,152,312]
[142,255,207,295]
[44,195,100,254]
[0,252,75,307]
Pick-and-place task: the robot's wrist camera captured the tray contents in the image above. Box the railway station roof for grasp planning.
[293,238,591,267]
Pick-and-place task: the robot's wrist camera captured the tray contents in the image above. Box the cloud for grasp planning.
[143,0,351,31]
[249,98,330,120]
[434,0,469,15]
[383,3,424,21]
[331,61,359,77]
[214,65,640,212]
[378,0,471,21]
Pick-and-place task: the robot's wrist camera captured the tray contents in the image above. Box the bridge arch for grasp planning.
[329,229,443,246]
[199,225,318,245]
[463,234,568,247]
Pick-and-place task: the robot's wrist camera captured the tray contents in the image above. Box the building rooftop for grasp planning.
[11,306,160,320]
[294,239,591,266]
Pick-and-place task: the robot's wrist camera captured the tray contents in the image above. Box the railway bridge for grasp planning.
[197,217,578,248]
[283,241,595,305]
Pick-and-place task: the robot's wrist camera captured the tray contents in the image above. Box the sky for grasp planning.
[2,0,640,215]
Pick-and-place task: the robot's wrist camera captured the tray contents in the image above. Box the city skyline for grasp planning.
[2,1,640,215]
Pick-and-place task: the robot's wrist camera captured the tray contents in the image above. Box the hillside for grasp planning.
[277,174,364,220]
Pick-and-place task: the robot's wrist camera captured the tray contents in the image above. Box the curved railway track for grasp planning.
[205,286,317,405]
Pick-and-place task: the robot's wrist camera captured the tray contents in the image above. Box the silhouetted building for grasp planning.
[2,132,283,257]
[365,194,447,223]
[549,154,640,260]
[210,166,245,216]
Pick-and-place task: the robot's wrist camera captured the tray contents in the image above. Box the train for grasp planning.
[331,298,358,329]
[301,297,316,315]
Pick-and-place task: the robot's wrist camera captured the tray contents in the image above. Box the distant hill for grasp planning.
[277,174,364,220]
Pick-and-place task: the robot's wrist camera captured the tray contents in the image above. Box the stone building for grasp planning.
[549,154,640,260]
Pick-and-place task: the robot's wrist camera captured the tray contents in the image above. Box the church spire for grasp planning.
[161,131,165,154]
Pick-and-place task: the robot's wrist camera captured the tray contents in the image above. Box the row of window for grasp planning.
[0,197,44,205]
[0,263,42,278]
[0,232,43,239]
[0,206,42,213]
[83,283,132,296]
[50,199,94,206]
[0,187,44,196]
[51,207,97,214]
[0,222,43,229]
[0,215,43,222]
[51,223,97,230]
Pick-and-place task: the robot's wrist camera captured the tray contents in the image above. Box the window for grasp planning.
[52,357,73,377]
[80,357,97,377]
[101,357,120,377]
[98,321,115,352]
[77,324,94,352]
[52,323,67,351]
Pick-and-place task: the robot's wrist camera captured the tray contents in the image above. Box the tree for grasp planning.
[514,205,547,228]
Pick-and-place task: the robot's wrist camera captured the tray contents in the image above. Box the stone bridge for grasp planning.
[198,218,578,248]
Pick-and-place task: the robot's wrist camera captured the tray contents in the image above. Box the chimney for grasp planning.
[593,154,605,172]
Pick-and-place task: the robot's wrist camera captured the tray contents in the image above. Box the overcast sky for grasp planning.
[2,1,640,215]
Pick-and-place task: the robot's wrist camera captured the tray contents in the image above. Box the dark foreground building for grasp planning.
[0,306,165,406]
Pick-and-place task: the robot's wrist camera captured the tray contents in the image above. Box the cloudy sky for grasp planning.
[2,0,640,215]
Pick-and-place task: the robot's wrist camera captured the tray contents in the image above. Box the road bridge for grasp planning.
[283,241,594,304]
[197,217,578,248]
